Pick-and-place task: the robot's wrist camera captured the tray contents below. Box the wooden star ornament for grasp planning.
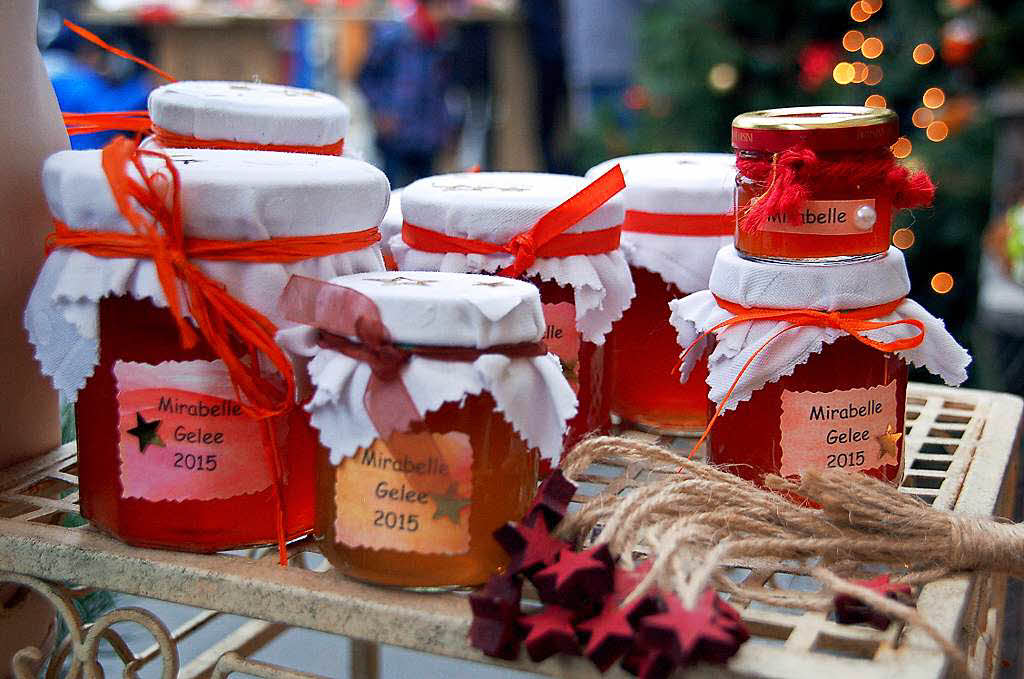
[877,423,903,465]
[519,605,580,661]
[638,589,748,666]
[492,512,568,576]
[527,469,577,530]
[468,574,522,659]
[532,543,615,606]
[833,574,914,630]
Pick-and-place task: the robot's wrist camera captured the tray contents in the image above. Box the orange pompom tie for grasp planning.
[46,137,382,564]
[737,147,936,233]
[401,164,627,278]
[675,296,926,460]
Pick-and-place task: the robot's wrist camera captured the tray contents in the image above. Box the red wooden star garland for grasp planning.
[833,574,915,630]
[469,473,750,672]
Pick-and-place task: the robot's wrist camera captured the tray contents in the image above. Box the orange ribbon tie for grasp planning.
[678,296,926,460]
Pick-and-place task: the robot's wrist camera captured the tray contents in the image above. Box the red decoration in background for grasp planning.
[798,43,837,91]
[470,470,751,673]
[833,574,914,630]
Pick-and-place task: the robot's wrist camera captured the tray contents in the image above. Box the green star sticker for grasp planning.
[127,413,165,454]
[430,483,470,525]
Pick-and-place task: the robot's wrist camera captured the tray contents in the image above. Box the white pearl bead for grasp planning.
[854,204,877,231]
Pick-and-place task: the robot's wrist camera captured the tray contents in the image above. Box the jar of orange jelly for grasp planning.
[586,153,735,434]
[276,271,576,588]
[732,106,901,262]
[145,81,350,155]
[391,171,632,449]
[670,245,971,490]
[25,145,389,551]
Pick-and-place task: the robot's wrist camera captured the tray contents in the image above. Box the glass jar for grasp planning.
[708,336,907,491]
[732,106,899,262]
[611,267,710,433]
[392,171,630,451]
[316,393,538,587]
[289,271,575,588]
[146,81,349,154]
[76,295,318,550]
[30,146,389,551]
[588,153,734,435]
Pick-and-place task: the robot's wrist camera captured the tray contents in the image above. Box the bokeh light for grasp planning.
[861,37,884,58]
[892,228,915,249]
[926,120,949,141]
[864,94,887,108]
[861,0,883,11]
[864,65,884,86]
[843,30,865,51]
[851,2,870,21]
[913,43,935,65]
[911,107,934,128]
[852,62,868,83]
[930,272,954,294]
[923,87,946,109]
[707,63,739,92]
[833,62,855,85]
[891,137,912,158]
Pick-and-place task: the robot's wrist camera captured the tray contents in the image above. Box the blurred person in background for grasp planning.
[521,0,568,173]
[38,2,154,150]
[359,0,456,187]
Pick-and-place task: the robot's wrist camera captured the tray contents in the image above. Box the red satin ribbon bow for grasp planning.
[679,295,926,458]
[400,164,627,278]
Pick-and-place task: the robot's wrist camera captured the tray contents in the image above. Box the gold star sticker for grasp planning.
[366,276,437,287]
[472,280,508,287]
[127,413,165,454]
[430,483,470,525]
[877,423,903,464]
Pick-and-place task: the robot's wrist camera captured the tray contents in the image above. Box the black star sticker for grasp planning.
[366,276,437,287]
[127,413,165,454]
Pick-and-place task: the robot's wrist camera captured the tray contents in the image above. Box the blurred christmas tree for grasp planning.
[572,0,1024,384]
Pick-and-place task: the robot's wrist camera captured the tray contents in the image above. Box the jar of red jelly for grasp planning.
[391,171,632,449]
[25,146,389,551]
[586,153,734,434]
[670,245,971,491]
[146,81,350,155]
[276,271,576,588]
[732,106,899,262]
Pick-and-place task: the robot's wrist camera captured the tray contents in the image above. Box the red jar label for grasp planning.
[333,431,473,555]
[114,360,275,502]
[543,302,581,394]
[761,199,876,236]
[778,380,901,477]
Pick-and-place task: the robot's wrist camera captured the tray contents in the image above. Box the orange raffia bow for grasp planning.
[400,164,626,278]
[679,296,926,459]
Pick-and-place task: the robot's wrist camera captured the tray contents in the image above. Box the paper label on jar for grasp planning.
[761,199,876,236]
[542,302,581,394]
[114,360,274,502]
[333,431,473,555]
[778,380,901,477]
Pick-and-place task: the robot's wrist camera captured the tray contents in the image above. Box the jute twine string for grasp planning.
[558,436,1024,675]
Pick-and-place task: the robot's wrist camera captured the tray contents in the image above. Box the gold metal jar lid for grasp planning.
[732,106,899,152]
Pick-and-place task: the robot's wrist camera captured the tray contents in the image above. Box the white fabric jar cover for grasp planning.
[670,246,971,411]
[585,153,735,293]
[390,171,634,344]
[276,271,578,463]
[26,146,389,400]
[147,81,350,150]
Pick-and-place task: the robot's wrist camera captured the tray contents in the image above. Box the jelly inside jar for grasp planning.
[316,393,538,588]
[609,266,709,434]
[527,276,610,450]
[708,336,907,495]
[76,295,316,552]
[734,153,893,261]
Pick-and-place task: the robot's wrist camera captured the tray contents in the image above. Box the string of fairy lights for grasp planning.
[835,0,960,295]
